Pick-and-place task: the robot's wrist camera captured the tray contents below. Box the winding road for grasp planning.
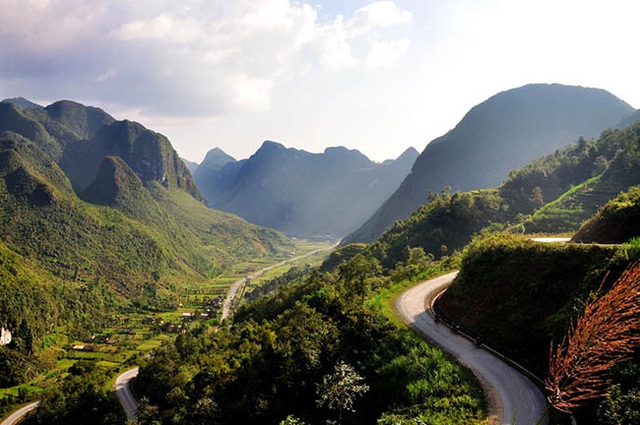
[0,402,38,425]
[221,243,338,320]
[2,250,548,425]
[396,272,548,425]
[0,368,139,425]
[115,367,139,422]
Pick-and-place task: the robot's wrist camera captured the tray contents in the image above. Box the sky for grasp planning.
[1,0,639,164]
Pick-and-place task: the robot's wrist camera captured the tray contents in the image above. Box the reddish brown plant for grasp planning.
[545,261,640,413]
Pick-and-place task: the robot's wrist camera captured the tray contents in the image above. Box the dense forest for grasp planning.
[364,122,640,269]
[132,253,485,425]
[3,94,640,425]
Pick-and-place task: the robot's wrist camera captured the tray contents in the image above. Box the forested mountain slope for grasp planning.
[0,100,201,199]
[345,84,635,244]
[572,185,640,243]
[0,100,293,388]
[363,122,640,269]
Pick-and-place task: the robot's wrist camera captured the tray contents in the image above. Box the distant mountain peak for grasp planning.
[200,147,236,171]
[195,140,416,237]
[396,147,419,161]
[259,140,287,150]
[0,97,44,110]
[324,146,356,155]
[207,147,232,156]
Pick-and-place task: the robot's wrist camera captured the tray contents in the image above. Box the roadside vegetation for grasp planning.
[134,250,486,425]
[437,233,640,422]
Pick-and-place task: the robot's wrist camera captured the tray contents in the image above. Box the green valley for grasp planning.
[3,92,640,425]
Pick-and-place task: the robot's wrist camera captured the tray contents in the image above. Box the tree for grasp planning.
[316,361,369,423]
[338,254,381,300]
[528,186,545,210]
[280,415,307,425]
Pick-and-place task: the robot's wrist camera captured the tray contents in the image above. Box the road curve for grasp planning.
[2,368,139,424]
[396,272,548,425]
[115,367,139,422]
[0,402,38,425]
[221,243,339,321]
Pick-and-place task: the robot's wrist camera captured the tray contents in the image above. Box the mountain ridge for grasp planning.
[344,83,636,244]
[195,141,418,238]
[0,99,203,201]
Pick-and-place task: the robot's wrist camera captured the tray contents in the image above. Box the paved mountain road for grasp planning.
[221,243,338,321]
[0,402,38,425]
[396,272,548,425]
[115,367,139,422]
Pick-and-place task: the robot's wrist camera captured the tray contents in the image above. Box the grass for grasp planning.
[136,340,162,351]
[368,265,455,327]
[368,279,416,327]
[366,266,488,424]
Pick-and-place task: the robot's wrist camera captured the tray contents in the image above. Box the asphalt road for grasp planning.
[221,243,338,320]
[396,271,548,425]
[115,367,139,422]
[1,368,139,424]
[0,402,38,425]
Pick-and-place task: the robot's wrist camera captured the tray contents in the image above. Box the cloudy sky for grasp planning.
[1,0,639,163]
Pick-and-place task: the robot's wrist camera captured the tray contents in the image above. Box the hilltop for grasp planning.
[344,84,636,244]
[0,100,202,199]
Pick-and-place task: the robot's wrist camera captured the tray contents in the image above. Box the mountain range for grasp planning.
[0,98,292,382]
[193,142,419,238]
[4,84,640,423]
[344,83,637,244]
[0,98,202,200]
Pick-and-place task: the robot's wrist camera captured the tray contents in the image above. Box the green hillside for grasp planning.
[0,132,291,292]
[345,84,635,244]
[360,122,640,271]
[367,189,507,269]
[436,234,621,367]
[434,232,640,422]
[510,123,640,233]
[572,186,640,243]
[0,104,293,391]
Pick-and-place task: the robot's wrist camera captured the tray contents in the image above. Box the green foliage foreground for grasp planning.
[135,259,486,425]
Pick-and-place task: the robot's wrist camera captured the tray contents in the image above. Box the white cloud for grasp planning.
[113,12,205,44]
[348,1,413,35]
[312,15,359,71]
[0,0,413,117]
[0,0,422,163]
[0,0,107,51]
[241,0,300,31]
[231,75,274,111]
[365,38,410,69]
